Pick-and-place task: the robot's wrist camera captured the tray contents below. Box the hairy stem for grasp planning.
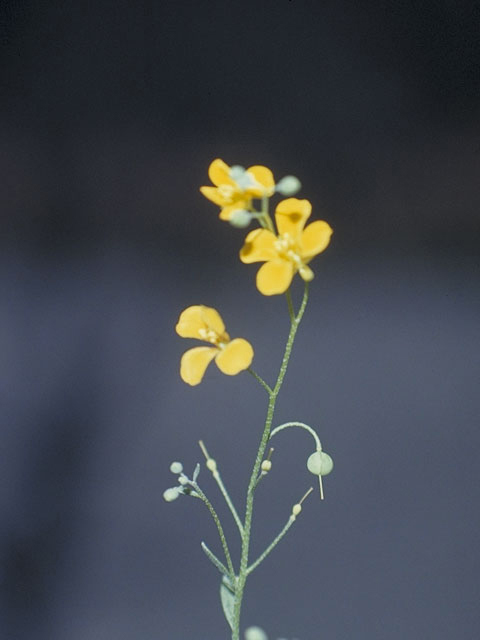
[231,284,309,639]
[246,515,296,575]
[192,483,236,581]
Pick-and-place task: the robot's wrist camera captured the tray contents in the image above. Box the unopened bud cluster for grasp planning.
[163,460,200,502]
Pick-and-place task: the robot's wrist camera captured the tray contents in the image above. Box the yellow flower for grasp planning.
[175,305,254,386]
[200,159,275,221]
[239,198,333,295]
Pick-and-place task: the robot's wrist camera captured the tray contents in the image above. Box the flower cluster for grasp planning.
[200,159,275,221]
[176,159,333,385]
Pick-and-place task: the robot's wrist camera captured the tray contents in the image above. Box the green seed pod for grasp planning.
[261,459,272,472]
[292,503,302,516]
[206,458,217,472]
[307,451,334,476]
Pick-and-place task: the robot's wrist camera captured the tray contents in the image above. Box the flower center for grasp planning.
[274,233,314,282]
[218,184,238,202]
[274,233,301,262]
[198,327,230,347]
[198,328,220,344]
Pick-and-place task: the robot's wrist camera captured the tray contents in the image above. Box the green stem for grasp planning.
[246,515,296,575]
[285,288,295,323]
[212,469,244,536]
[261,194,275,233]
[270,421,322,450]
[192,483,236,581]
[231,283,309,640]
[247,367,272,395]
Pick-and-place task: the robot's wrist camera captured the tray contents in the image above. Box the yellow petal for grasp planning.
[176,305,225,339]
[201,306,226,336]
[256,259,294,295]
[300,221,333,259]
[246,165,275,197]
[275,198,312,239]
[240,229,277,263]
[215,338,254,375]
[200,186,228,206]
[208,159,234,186]
[180,347,218,385]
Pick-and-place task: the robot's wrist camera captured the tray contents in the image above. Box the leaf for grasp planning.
[201,541,229,576]
[220,576,236,631]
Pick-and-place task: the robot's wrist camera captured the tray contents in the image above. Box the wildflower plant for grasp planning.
[165,159,334,639]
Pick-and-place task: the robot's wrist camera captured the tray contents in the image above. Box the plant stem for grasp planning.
[192,483,236,581]
[231,284,309,640]
[270,421,322,450]
[246,515,295,575]
[199,440,244,535]
[247,367,273,395]
[212,468,244,536]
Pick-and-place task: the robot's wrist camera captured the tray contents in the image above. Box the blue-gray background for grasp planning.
[1,2,479,639]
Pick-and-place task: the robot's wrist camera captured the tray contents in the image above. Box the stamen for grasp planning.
[198,328,219,344]
[218,184,236,201]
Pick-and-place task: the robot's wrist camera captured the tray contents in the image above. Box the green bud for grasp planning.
[275,175,301,196]
[229,209,253,228]
[307,451,334,476]
[170,461,183,474]
[163,487,180,502]
[245,626,268,640]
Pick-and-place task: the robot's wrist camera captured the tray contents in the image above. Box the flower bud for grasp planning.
[229,209,253,228]
[261,459,272,472]
[229,165,246,180]
[307,451,334,476]
[178,476,188,485]
[275,175,301,196]
[206,458,217,472]
[245,626,268,640]
[170,461,183,474]
[163,487,180,502]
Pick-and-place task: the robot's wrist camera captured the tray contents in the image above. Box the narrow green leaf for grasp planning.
[220,577,236,631]
[201,541,229,576]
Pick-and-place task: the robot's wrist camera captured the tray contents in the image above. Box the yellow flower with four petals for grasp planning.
[176,305,254,386]
[240,198,333,295]
[200,159,275,221]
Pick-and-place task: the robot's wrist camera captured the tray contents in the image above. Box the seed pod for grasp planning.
[261,459,272,472]
[307,451,334,476]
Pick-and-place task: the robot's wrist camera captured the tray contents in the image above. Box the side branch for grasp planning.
[247,368,273,395]
[192,482,236,580]
[246,517,295,575]
[199,440,244,536]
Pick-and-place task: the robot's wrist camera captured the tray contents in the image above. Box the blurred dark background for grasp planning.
[1,1,479,639]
